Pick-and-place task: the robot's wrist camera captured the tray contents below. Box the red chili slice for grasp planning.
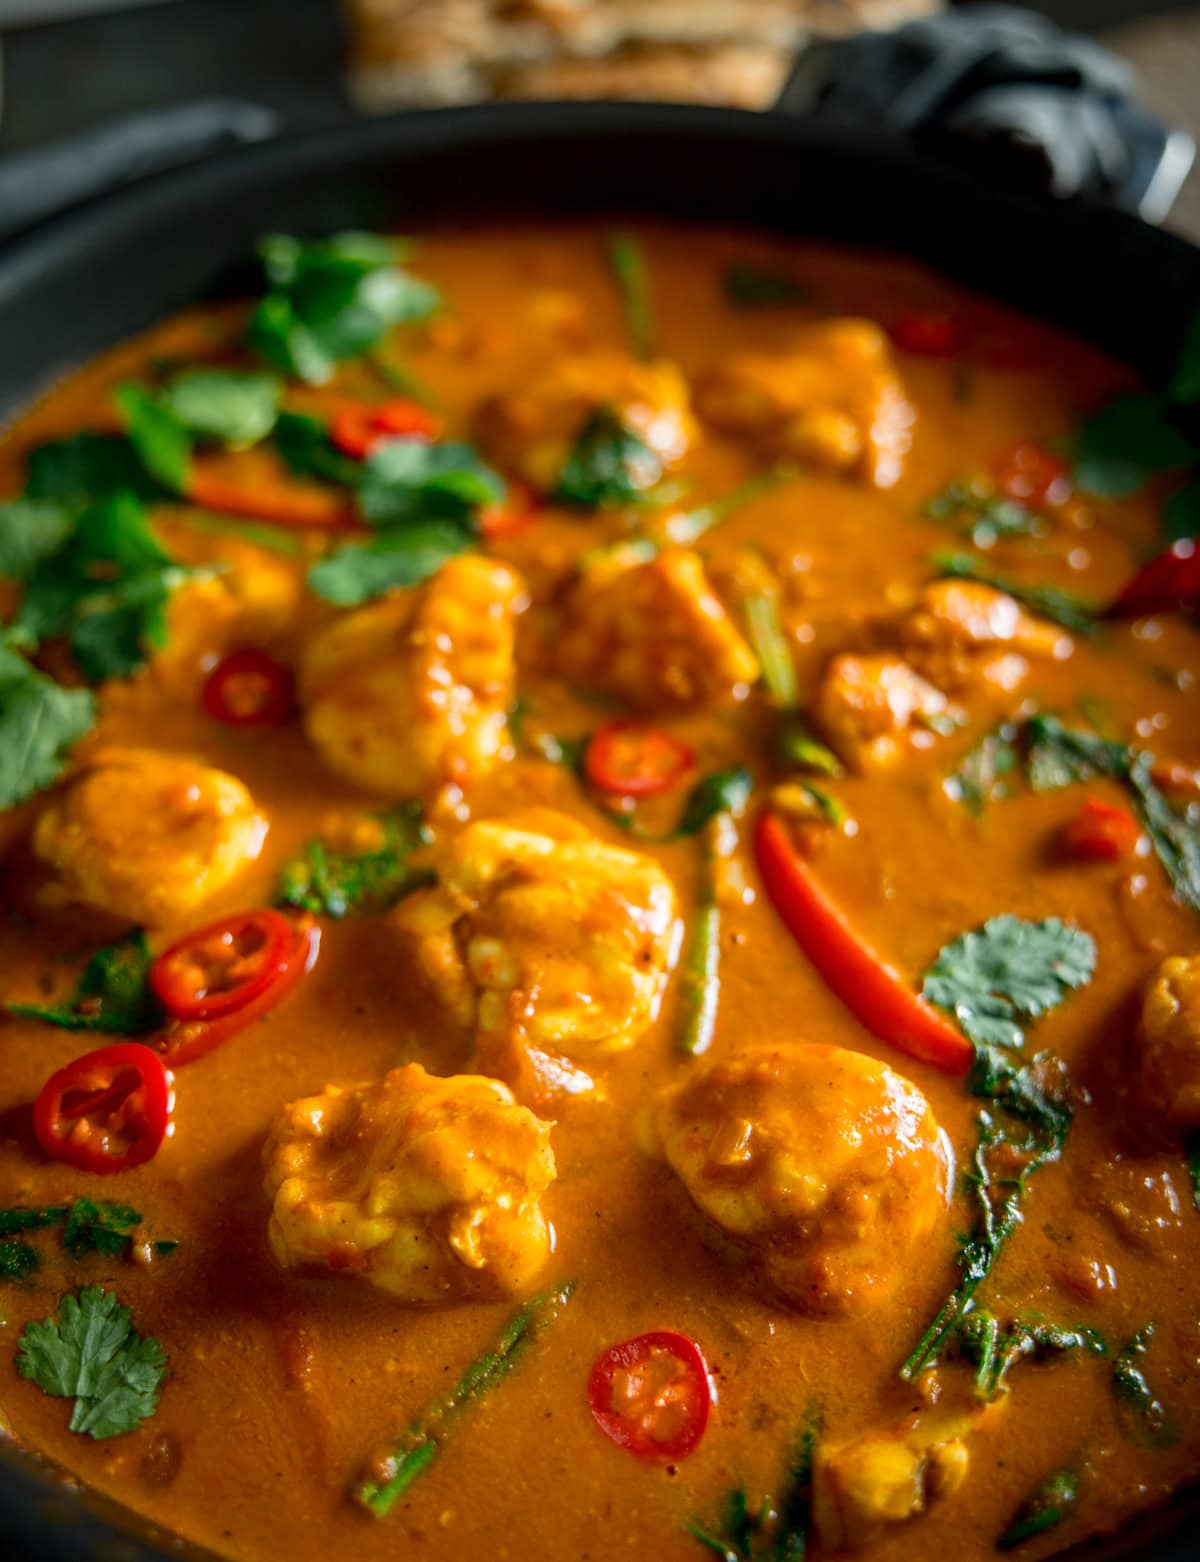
[201,648,295,727]
[890,310,968,359]
[34,1043,173,1175]
[1060,799,1142,862]
[187,461,358,529]
[992,442,1070,508]
[587,1331,712,1462]
[1106,539,1200,619]
[150,910,295,1022]
[584,721,695,798]
[755,811,974,1074]
[479,482,540,541]
[329,398,441,459]
[156,921,319,1067]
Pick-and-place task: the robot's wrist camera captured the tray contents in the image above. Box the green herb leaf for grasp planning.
[276,804,433,918]
[115,384,192,494]
[0,499,77,582]
[956,1309,1103,1402]
[933,553,1099,636]
[358,439,503,528]
[944,722,1018,814]
[724,263,813,309]
[687,1416,817,1561]
[0,653,96,809]
[16,1285,168,1440]
[606,232,654,359]
[25,433,165,507]
[0,1241,38,1280]
[15,493,191,682]
[1164,477,1200,541]
[273,410,362,490]
[354,1280,574,1519]
[1023,716,1200,913]
[922,915,1096,1053]
[7,928,163,1034]
[1167,310,1200,405]
[159,369,281,448]
[0,1207,69,1238]
[1073,393,1197,498]
[673,767,753,840]
[554,409,662,508]
[247,232,440,386]
[1112,1325,1177,1449]
[777,714,843,778]
[307,519,473,606]
[923,479,1043,547]
[1187,1132,1200,1213]
[997,1468,1079,1550]
[62,1201,143,1260]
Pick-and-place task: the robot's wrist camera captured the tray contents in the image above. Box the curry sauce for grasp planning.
[0,223,1197,1562]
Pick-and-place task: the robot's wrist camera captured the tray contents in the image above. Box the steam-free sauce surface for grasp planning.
[0,224,1197,1562]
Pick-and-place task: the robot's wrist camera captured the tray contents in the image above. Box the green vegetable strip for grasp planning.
[606,233,654,360]
[354,1281,575,1519]
[744,589,798,709]
[0,1206,69,1237]
[1187,1133,1200,1213]
[678,816,733,1057]
[669,470,792,546]
[933,552,1099,636]
[997,1468,1079,1550]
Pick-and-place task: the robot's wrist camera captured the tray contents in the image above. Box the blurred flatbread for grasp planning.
[344,0,941,111]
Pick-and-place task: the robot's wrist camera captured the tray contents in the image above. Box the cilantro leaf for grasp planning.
[1073,393,1197,498]
[62,1200,142,1259]
[114,384,192,494]
[276,804,433,918]
[273,410,362,489]
[247,232,440,386]
[0,1241,38,1280]
[16,1285,167,1439]
[554,409,661,508]
[0,653,96,809]
[358,439,503,527]
[307,518,473,606]
[933,553,1099,635]
[25,433,165,507]
[16,493,191,681]
[0,500,76,582]
[159,369,281,448]
[923,914,1096,1052]
[7,928,163,1034]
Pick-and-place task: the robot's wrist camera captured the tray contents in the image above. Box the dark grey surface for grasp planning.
[0,0,1193,154]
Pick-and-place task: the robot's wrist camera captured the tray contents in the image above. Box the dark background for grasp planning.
[0,0,1197,235]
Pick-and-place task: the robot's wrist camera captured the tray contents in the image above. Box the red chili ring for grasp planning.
[584,720,695,798]
[149,909,296,1023]
[201,648,295,727]
[587,1330,713,1463]
[33,1042,173,1175]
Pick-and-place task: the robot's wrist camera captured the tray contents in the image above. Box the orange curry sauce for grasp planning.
[0,224,1197,1562]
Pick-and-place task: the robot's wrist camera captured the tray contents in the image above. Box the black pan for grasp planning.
[0,100,1197,1562]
